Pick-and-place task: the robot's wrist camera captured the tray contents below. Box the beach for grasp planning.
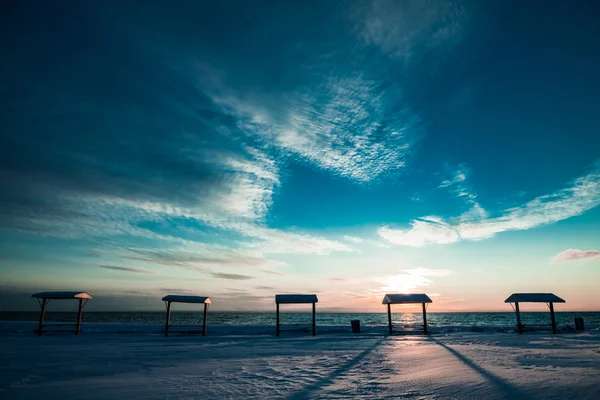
[1,322,599,399]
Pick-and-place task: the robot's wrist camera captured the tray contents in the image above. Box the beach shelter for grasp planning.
[275,294,318,336]
[31,291,93,335]
[382,293,432,335]
[162,295,211,336]
[505,293,565,334]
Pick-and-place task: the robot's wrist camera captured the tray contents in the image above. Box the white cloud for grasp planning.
[344,235,363,243]
[201,69,417,183]
[438,170,466,188]
[459,203,488,222]
[198,148,279,223]
[12,144,354,261]
[378,219,459,247]
[380,165,600,246]
[459,166,600,240]
[551,249,600,264]
[275,76,417,181]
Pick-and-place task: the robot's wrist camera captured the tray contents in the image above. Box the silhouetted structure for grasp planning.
[162,295,211,336]
[275,294,318,336]
[31,291,93,335]
[505,293,565,334]
[382,293,432,335]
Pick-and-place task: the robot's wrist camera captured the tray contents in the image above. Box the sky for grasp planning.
[1,0,599,312]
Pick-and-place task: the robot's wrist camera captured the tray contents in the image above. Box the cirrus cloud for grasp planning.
[551,249,600,264]
[380,164,600,246]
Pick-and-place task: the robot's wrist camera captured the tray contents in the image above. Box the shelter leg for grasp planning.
[312,302,316,336]
[422,302,428,335]
[549,302,556,334]
[38,298,48,335]
[276,303,280,336]
[165,302,172,336]
[203,303,208,336]
[387,304,392,335]
[76,298,83,335]
[515,302,522,334]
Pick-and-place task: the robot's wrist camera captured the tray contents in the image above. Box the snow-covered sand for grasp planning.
[1,323,599,399]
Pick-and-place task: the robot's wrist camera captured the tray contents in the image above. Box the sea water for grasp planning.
[1,311,599,329]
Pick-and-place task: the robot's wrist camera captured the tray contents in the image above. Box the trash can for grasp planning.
[351,320,361,333]
[574,317,584,331]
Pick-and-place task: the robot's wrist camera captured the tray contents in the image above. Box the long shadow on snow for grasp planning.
[286,337,386,400]
[431,337,533,400]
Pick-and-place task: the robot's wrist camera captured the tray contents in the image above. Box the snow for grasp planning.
[1,322,599,399]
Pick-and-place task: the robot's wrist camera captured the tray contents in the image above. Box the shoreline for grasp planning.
[1,320,598,337]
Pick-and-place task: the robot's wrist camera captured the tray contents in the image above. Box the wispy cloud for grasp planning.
[211,272,255,280]
[97,265,154,274]
[380,165,600,246]
[262,269,284,276]
[207,75,418,183]
[243,226,354,255]
[438,169,466,188]
[254,285,276,290]
[89,250,101,257]
[124,247,285,271]
[551,249,600,264]
[355,0,467,64]
[343,235,363,243]
[439,165,488,222]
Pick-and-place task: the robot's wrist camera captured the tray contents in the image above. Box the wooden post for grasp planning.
[515,302,523,334]
[312,302,316,336]
[422,302,428,335]
[549,302,556,334]
[76,298,83,335]
[276,302,280,336]
[38,298,48,335]
[387,303,392,335]
[165,301,172,336]
[202,303,208,336]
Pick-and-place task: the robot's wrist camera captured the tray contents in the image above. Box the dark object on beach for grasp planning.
[505,293,566,334]
[574,317,584,331]
[31,292,93,335]
[162,295,211,337]
[275,294,318,336]
[351,320,361,333]
[382,294,432,335]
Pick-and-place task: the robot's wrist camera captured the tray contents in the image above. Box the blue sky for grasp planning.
[1,0,599,311]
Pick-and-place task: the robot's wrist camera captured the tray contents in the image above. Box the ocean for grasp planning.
[1,311,599,329]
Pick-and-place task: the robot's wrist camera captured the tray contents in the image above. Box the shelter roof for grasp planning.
[382,294,432,304]
[504,293,565,303]
[275,294,318,304]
